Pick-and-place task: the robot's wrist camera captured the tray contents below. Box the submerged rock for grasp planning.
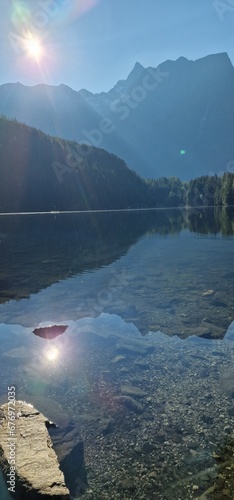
[191,322,226,340]
[113,395,144,414]
[51,425,87,497]
[201,289,215,297]
[0,401,70,499]
[120,385,147,398]
[220,371,234,398]
[182,319,226,340]
[111,355,126,364]
[116,338,154,356]
[99,418,114,435]
[118,478,136,491]
[134,359,149,370]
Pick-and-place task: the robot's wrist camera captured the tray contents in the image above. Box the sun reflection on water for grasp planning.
[44,345,59,362]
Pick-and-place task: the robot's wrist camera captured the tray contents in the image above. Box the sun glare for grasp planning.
[24,36,43,61]
[45,346,59,362]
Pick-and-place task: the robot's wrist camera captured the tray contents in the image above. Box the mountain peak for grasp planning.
[127,61,145,80]
[110,61,145,96]
[133,61,144,71]
[175,56,189,64]
[195,51,233,67]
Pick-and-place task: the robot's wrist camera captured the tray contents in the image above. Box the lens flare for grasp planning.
[73,0,99,16]
[11,1,31,27]
[24,34,43,61]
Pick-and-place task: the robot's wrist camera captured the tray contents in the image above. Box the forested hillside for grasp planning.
[0,116,150,212]
[0,116,233,212]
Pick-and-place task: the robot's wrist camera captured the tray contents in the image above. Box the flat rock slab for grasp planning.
[0,401,70,499]
[120,385,147,398]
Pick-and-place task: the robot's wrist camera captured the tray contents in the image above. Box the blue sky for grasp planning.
[1,0,234,93]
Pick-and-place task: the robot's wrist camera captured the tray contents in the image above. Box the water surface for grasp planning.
[0,207,234,499]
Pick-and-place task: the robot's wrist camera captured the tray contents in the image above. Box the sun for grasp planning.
[24,35,43,61]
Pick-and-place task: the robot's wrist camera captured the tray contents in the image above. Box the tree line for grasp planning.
[146,174,234,207]
[0,115,234,211]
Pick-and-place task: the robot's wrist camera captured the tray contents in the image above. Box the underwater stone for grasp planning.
[202,289,215,296]
[119,478,136,491]
[116,339,154,356]
[120,385,147,398]
[113,395,144,414]
[111,355,126,364]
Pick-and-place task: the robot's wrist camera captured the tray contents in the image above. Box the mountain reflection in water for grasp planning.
[0,207,233,339]
[33,324,68,339]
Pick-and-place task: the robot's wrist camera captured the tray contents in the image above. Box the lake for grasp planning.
[0,207,234,499]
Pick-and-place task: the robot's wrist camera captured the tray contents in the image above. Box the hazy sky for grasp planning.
[1,0,234,93]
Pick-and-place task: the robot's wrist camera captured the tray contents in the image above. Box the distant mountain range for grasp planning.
[1,52,234,180]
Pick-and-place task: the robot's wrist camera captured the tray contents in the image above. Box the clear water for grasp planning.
[0,207,234,499]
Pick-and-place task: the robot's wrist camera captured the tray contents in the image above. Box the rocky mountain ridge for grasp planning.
[1,52,234,179]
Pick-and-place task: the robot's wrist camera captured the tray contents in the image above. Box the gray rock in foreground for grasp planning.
[0,401,70,499]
